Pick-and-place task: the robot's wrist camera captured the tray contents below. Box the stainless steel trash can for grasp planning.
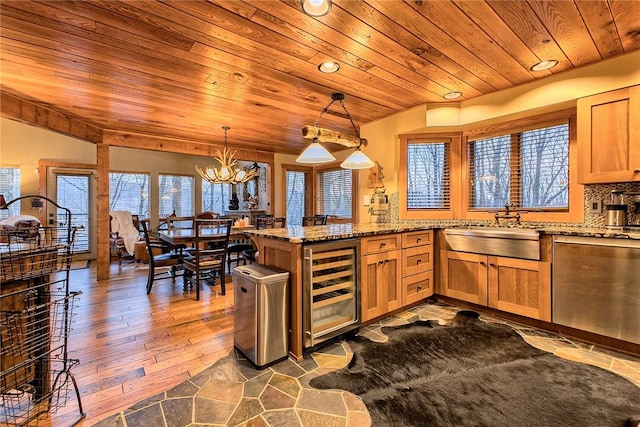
[233,264,289,369]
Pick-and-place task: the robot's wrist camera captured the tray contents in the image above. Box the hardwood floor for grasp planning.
[47,262,236,426]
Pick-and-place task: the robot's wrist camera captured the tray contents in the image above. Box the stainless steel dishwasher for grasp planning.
[552,236,640,345]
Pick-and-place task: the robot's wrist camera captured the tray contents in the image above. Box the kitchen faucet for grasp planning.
[493,203,524,226]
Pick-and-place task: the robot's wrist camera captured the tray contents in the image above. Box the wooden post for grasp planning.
[96,142,110,281]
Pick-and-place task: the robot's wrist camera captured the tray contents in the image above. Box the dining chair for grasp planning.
[141,220,183,295]
[241,216,287,264]
[302,215,327,226]
[182,218,233,300]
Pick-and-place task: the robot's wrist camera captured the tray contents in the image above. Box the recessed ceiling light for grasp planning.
[301,0,332,17]
[530,60,558,72]
[443,91,463,100]
[318,61,340,74]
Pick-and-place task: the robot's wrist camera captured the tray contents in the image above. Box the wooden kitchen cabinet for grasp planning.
[577,85,640,183]
[440,250,551,321]
[401,230,434,305]
[360,234,402,322]
[487,256,551,321]
[440,251,488,305]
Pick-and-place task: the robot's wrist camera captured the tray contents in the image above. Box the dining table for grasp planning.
[157,225,254,247]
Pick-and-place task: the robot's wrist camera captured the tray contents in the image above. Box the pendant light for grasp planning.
[297,93,375,169]
[195,126,257,185]
[296,139,336,163]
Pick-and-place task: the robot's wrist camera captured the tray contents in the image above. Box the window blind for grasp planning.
[0,167,20,219]
[520,124,569,208]
[202,180,230,214]
[317,168,352,218]
[159,174,194,217]
[110,172,150,217]
[468,122,569,210]
[406,142,450,209]
[286,171,306,226]
[468,135,511,209]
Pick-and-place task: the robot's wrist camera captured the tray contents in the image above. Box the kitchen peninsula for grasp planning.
[244,223,435,359]
[246,223,640,359]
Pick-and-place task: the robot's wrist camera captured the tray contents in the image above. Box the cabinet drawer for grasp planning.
[403,270,433,305]
[402,230,433,248]
[361,234,401,255]
[402,246,433,276]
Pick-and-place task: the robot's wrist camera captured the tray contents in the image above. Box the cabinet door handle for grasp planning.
[380,242,386,247]
[479,261,486,266]
[417,258,422,263]
[489,263,497,267]
[634,168,640,174]
[378,260,384,265]
[417,285,423,290]
[416,237,422,242]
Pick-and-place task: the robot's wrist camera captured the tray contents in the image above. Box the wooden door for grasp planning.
[577,85,640,183]
[487,256,551,321]
[441,251,488,305]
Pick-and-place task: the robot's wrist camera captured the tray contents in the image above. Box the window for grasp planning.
[316,166,355,220]
[159,174,193,217]
[0,167,20,219]
[286,171,306,226]
[406,142,450,210]
[202,181,230,214]
[468,122,569,210]
[109,172,150,217]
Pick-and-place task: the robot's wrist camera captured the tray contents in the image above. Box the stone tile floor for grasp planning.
[94,302,640,426]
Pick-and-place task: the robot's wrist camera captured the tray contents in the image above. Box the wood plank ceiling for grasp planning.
[1,0,640,155]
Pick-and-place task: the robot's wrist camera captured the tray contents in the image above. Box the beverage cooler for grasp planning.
[303,239,360,349]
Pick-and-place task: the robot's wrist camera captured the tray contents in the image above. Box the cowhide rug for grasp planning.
[310,311,640,427]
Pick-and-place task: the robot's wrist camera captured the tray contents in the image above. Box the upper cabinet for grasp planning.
[577,85,640,184]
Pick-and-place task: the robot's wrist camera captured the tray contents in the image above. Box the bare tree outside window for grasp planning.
[109,172,149,217]
[470,135,511,209]
[318,168,352,218]
[520,124,569,208]
[407,143,449,209]
[469,123,569,210]
[286,171,305,226]
[202,181,230,214]
[159,174,193,217]
[0,167,20,219]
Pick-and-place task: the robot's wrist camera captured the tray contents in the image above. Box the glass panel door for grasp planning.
[54,174,93,258]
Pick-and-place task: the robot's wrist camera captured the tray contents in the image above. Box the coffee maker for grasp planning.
[629,193,640,227]
[605,190,627,228]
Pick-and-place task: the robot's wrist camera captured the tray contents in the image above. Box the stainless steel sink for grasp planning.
[444,227,540,260]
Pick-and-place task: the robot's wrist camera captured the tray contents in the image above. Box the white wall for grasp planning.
[0,117,96,196]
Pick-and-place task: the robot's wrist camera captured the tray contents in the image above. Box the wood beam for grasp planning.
[1,91,103,143]
[103,130,275,164]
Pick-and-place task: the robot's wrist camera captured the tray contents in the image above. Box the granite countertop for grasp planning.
[243,222,640,243]
[243,223,433,243]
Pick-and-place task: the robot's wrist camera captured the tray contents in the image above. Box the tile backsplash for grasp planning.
[584,182,640,227]
[378,182,640,227]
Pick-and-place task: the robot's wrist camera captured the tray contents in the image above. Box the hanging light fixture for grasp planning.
[195,126,258,185]
[297,93,375,169]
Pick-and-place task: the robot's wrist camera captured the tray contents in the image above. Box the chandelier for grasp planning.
[195,126,258,185]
